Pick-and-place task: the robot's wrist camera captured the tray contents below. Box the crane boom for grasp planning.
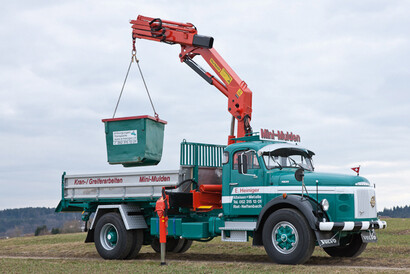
[130,15,253,142]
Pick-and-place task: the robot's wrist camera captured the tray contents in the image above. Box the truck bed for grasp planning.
[58,141,225,212]
[62,170,183,201]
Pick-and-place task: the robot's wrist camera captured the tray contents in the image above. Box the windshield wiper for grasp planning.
[288,156,305,170]
[271,156,282,170]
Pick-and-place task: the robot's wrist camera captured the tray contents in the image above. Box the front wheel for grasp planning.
[323,233,367,258]
[94,212,133,260]
[262,209,315,264]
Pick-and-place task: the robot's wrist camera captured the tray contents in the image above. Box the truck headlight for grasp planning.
[320,199,329,211]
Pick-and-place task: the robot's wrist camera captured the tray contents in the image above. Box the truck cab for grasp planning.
[218,136,384,263]
[223,137,378,222]
[222,139,312,216]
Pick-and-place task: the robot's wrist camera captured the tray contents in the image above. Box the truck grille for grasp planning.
[354,188,377,219]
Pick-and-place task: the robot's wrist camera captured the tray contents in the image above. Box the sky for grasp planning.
[0,1,409,210]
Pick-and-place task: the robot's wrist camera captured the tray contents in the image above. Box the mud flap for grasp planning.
[85,229,94,243]
[361,229,377,243]
[315,231,340,248]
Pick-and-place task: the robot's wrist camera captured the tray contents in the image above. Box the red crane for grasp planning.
[130,15,253,143]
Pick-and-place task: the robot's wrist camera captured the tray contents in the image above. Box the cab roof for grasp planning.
[258,143,315,157]
[226,139,314,157]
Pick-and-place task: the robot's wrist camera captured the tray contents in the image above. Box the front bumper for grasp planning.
[318,220,387,231]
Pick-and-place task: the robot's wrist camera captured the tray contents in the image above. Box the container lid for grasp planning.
[102,115,167,124]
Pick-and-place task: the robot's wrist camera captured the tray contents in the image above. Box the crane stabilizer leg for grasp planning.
[155,188,169,265]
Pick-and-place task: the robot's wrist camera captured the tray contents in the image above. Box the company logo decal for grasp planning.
[362,234,377,241]
[139,176,171,183]
[210,58,221,72]
[234,187,260,194]
[260,129,300,142]
[355,182,370,186]
[320,238,337,245]
[113,130,138,145]
[370,196,376,208]
[361,230,377,242]
[74,178,123,185]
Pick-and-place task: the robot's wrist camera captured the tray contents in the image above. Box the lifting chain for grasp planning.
[113,39,159,120]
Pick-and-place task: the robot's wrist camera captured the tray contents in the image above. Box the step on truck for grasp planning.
[56,15,386,264]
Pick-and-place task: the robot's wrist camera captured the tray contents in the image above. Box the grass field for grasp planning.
[0,218,409,273]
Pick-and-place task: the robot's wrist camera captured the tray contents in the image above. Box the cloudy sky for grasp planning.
[1,1,409,210]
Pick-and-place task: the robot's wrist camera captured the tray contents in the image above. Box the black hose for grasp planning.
[175,179,198,190]
[149,18,162,32]
[195,237,214,242]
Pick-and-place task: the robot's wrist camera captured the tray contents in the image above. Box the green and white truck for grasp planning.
[56,137,386,264]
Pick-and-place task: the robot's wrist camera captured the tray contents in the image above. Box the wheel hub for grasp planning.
[106,230,117,244]
[272,221,299,254]
[100,223,118,250]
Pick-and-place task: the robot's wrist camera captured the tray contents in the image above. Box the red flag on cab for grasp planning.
[351,166,360,175]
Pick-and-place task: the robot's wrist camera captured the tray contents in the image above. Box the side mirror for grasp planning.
[238,154,248,174]
[294,168,304,182]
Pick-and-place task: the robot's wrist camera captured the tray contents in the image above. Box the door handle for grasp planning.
[229,183,238,186]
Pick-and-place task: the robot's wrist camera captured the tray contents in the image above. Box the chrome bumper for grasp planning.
[318,220,387,231]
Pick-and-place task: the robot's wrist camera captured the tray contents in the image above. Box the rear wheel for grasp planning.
[177,239,193,253]
[151,237,192,253]
[151,237,178,253]
[262,209,315,264]
[170,237,186,253]
[94,212,133,260]
[323,233,367,258]
[126,229,144,259]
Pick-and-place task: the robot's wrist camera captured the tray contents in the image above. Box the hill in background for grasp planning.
[0,207,81,238]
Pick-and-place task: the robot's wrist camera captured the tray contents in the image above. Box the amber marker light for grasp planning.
[282,193,287,199]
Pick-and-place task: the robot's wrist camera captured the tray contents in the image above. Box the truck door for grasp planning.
[229,150,264,215]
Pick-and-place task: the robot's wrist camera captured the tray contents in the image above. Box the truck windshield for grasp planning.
[263,152,314,171]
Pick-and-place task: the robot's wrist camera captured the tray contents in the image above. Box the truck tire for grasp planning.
[170,237,186,253]
[151,237,192,253]
[262,208,315,264]
[323,233,367,258]
[94,212,133,260]
[151,237,179,253]
[126,229,144,259]
[177,239,193,253]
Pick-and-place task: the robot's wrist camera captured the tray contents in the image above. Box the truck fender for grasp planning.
[253,195,318,246]
[85,204,148,243]
[256,195,317,230]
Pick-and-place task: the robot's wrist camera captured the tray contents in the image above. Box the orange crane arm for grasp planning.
[130,15,253,141]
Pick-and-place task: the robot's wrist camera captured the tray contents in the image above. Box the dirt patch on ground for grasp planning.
[395,229,410,235]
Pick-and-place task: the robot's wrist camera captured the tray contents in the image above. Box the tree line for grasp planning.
[378,205,410,218]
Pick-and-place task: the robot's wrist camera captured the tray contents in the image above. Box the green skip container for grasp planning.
[102,115,167,167]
